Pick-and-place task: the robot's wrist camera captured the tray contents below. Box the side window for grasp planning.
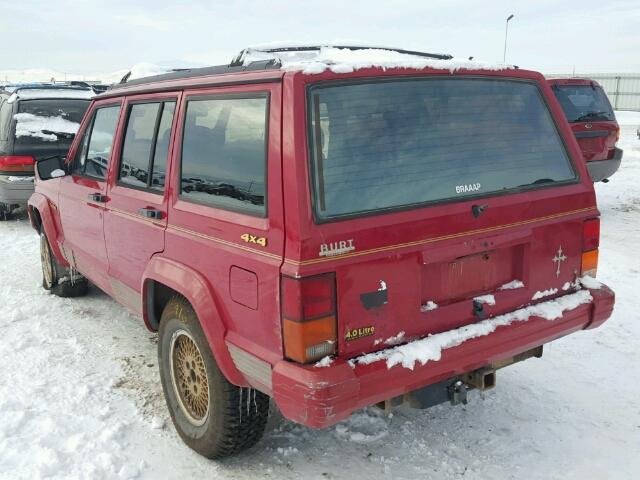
[180,96,268,216]
[119,101,175,192]
[84,105,121,179]
[120,103,160,188]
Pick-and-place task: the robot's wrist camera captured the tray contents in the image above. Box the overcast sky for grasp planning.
[1,0,639,78]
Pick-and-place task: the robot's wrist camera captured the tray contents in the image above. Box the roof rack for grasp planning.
[230,45,453,67]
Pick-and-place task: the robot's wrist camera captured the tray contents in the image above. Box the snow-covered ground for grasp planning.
[1,113,639,480]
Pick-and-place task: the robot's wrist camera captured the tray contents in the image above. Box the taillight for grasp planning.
[0,155,35,172]
[581,218,600,277]
[615,126,620,142]
[281,273,337,364]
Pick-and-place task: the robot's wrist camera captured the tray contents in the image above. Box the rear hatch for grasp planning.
[300,74,595,359]
[551,83,618,161]
[11,97,90,165]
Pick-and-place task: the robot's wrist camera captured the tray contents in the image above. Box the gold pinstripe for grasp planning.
[166,224,283,261]
[110,206,596,266]
[284,207,598,266]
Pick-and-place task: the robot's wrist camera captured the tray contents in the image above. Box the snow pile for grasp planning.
[420,300,438,312]
[314,356,334,368]
[241,45,513,75]
[473,294,496,305]
[351,290,593,370]
[579,275,603,290]
[499,280,525,290]
[8,88,94,102]
[374,332,406,347]
[532,288,559,300]
[13,113,81,142]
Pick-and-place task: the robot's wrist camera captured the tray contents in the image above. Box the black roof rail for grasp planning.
[108,61,280,91]
[230,45,453,67]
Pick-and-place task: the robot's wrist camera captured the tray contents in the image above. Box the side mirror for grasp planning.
[36,155,67,180]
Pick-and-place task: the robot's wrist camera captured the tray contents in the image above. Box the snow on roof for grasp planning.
[8,88,94,103]
[241,45,514,75]
[14,113,81,142]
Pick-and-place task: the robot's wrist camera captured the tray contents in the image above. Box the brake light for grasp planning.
[581,218,600,277]
[0,155,35,172]
[281,273,337,364]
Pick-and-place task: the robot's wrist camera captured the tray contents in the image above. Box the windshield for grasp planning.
[552,84,615,122]
[308,78,576,220]
[15,99,90,143]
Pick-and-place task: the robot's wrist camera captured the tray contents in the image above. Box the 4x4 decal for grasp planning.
[240,233,267,247]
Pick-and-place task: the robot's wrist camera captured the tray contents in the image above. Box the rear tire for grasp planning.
[158,296,269,459]
[39,230,88,298]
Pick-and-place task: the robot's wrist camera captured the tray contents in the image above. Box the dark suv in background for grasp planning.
[0,84,93,219]
[548,78,622,182]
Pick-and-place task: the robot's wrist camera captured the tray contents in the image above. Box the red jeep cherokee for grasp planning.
[28,46,615,459]
[548,78,623,182]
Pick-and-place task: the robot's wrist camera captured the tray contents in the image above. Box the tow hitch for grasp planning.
[376,345,543,411]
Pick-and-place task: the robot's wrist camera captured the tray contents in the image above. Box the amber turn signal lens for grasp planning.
[581,249,599,277]
[282,315,336,364]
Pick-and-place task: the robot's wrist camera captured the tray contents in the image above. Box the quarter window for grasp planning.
[118,101,175,192]
[180,96,268,216]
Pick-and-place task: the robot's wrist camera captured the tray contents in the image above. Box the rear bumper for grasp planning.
[271,285,615,428]
[586,148,622,182]
[0,175,35,205]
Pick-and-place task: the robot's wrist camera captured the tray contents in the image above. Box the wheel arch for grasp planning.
[28,193,68,266]
[142,256,247,387]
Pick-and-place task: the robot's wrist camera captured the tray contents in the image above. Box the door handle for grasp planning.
[87,193,107,203]
[138,207,164,219]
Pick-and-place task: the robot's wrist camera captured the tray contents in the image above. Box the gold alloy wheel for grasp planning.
[40,234,53,288]
[169,329,210,426]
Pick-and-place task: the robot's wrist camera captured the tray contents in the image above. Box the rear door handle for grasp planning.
[87,193,107,203]
[138,207,164,219]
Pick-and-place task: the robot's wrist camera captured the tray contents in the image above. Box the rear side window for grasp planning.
[118,101,175,192]
[308,78,576,221]
[552,84,615,122]
[180,95,268,216]
[72,105,121,179]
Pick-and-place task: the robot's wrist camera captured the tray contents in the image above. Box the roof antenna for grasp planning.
[119,71,132,84]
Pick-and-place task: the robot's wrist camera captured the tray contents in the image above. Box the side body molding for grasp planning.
[142,256,246,386]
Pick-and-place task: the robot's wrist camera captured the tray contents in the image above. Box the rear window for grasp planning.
[14,99,90,144]
[308,78,576,221]
[180,95,268,216]
[551,84,615,122]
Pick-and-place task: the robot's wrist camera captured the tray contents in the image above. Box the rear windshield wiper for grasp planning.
[574,111,610,122]
[518,178,555,188]
[41,129,76,140]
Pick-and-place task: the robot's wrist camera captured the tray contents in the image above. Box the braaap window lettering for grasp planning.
[455,183,481,194]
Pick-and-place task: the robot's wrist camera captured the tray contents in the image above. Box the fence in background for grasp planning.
[546,73,640,111]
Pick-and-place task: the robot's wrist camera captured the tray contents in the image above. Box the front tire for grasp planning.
[39,230,88,297]
[158,296,269,458]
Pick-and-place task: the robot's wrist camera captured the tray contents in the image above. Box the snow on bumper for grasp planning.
[271,284,615,428]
